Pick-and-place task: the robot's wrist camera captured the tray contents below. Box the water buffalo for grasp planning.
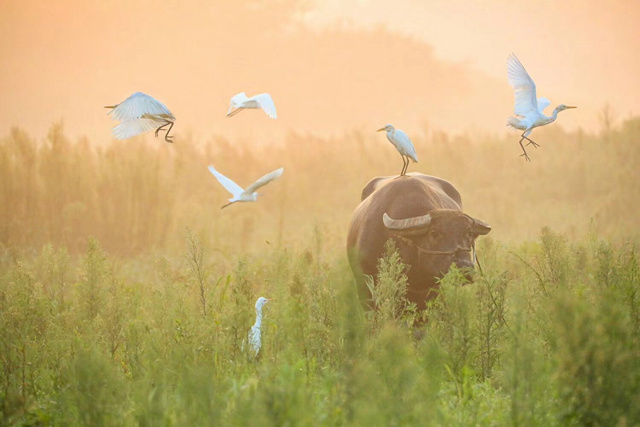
[347,173,491,309]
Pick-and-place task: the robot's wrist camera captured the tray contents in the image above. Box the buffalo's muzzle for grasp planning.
[455,259,475,281]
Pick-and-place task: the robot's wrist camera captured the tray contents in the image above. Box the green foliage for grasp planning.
[550,242,640,425]
[0,229,638,425]
[1,123,640,424]
[427,266,478,386]
[185,228,211,319]
[79,237,110,320]
[366,239,415,327]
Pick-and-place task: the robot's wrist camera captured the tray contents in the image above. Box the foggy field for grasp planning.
[1,122,639,425]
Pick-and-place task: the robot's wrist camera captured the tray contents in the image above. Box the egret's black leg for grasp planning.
[163,121,175,143]
[221,201,235,210]
[395,156,409,178]
[518,137,531,162]
[521,132,540,148]
[227,107,245,117]
[155,122,170,137]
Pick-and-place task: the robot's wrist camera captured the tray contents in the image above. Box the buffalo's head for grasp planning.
[383,209,491,279]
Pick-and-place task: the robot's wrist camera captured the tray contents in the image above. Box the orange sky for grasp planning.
[1,0,638,144]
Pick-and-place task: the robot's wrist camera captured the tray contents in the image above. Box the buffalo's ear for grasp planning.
[472,218,492,235]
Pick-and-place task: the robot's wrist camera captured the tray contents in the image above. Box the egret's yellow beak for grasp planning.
[376,127,386,132]
[567,106,577,109]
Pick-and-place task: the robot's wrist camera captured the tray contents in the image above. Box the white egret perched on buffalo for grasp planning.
[377,124,419,176]
[506,54,576,161]
[247,297,271,358]
[227,92,277,119]
[208,165,284,209]
[105,92,176,142]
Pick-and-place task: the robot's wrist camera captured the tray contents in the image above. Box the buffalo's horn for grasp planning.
[383,212,432,234]
[472,218,492,235]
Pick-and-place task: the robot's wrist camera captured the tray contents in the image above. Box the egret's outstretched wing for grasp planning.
[537,97,551,114]
[507,54,538,116]
[251,93,277,119]
[111,118,160,140]
[245,167,284,194]
[108,92,174,122]
[227,92,248,114]
[208,165,244,198]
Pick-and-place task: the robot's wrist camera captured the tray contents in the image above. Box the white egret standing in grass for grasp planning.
[227,92,277,119]
[377,124,419,176]
[247,297,271,358]
[506,54,576,161]
[208,165,284,209]
[105,92,176,142]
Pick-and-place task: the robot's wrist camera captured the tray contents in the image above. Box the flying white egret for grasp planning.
[208,165,284,209]
[247,297,271,358]
[105,92,176,142]
[227,92,277,119]
[377,124,419,176]
[507,54,576,161]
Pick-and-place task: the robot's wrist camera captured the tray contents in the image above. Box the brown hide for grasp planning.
[347,174,491,310]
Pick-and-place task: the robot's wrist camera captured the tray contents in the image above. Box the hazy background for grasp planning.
[3,4,640,425]
[1,0,639,143]
[1,0,639,256]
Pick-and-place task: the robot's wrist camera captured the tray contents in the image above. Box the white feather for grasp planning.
[505,55,576,161]
[107,92,174,122]
[250,93,277,119]
[112,118,161,140]
[208,165,284,206]
[106,92,175,141]
[244,167,284,194]
[246,297,269,358]
[377,124,418,176]
[537,97,551,114]
[390,129,418,162]
[507,54,539,116]
[227,92,277,119]
[227,92,248,115]
[207,165,244,199]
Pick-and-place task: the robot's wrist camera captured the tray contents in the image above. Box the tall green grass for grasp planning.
[1,228,639,425]
[1,120,639,424]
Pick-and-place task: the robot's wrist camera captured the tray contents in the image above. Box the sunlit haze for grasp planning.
[2,3,640,423]
[1,0,638,143]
